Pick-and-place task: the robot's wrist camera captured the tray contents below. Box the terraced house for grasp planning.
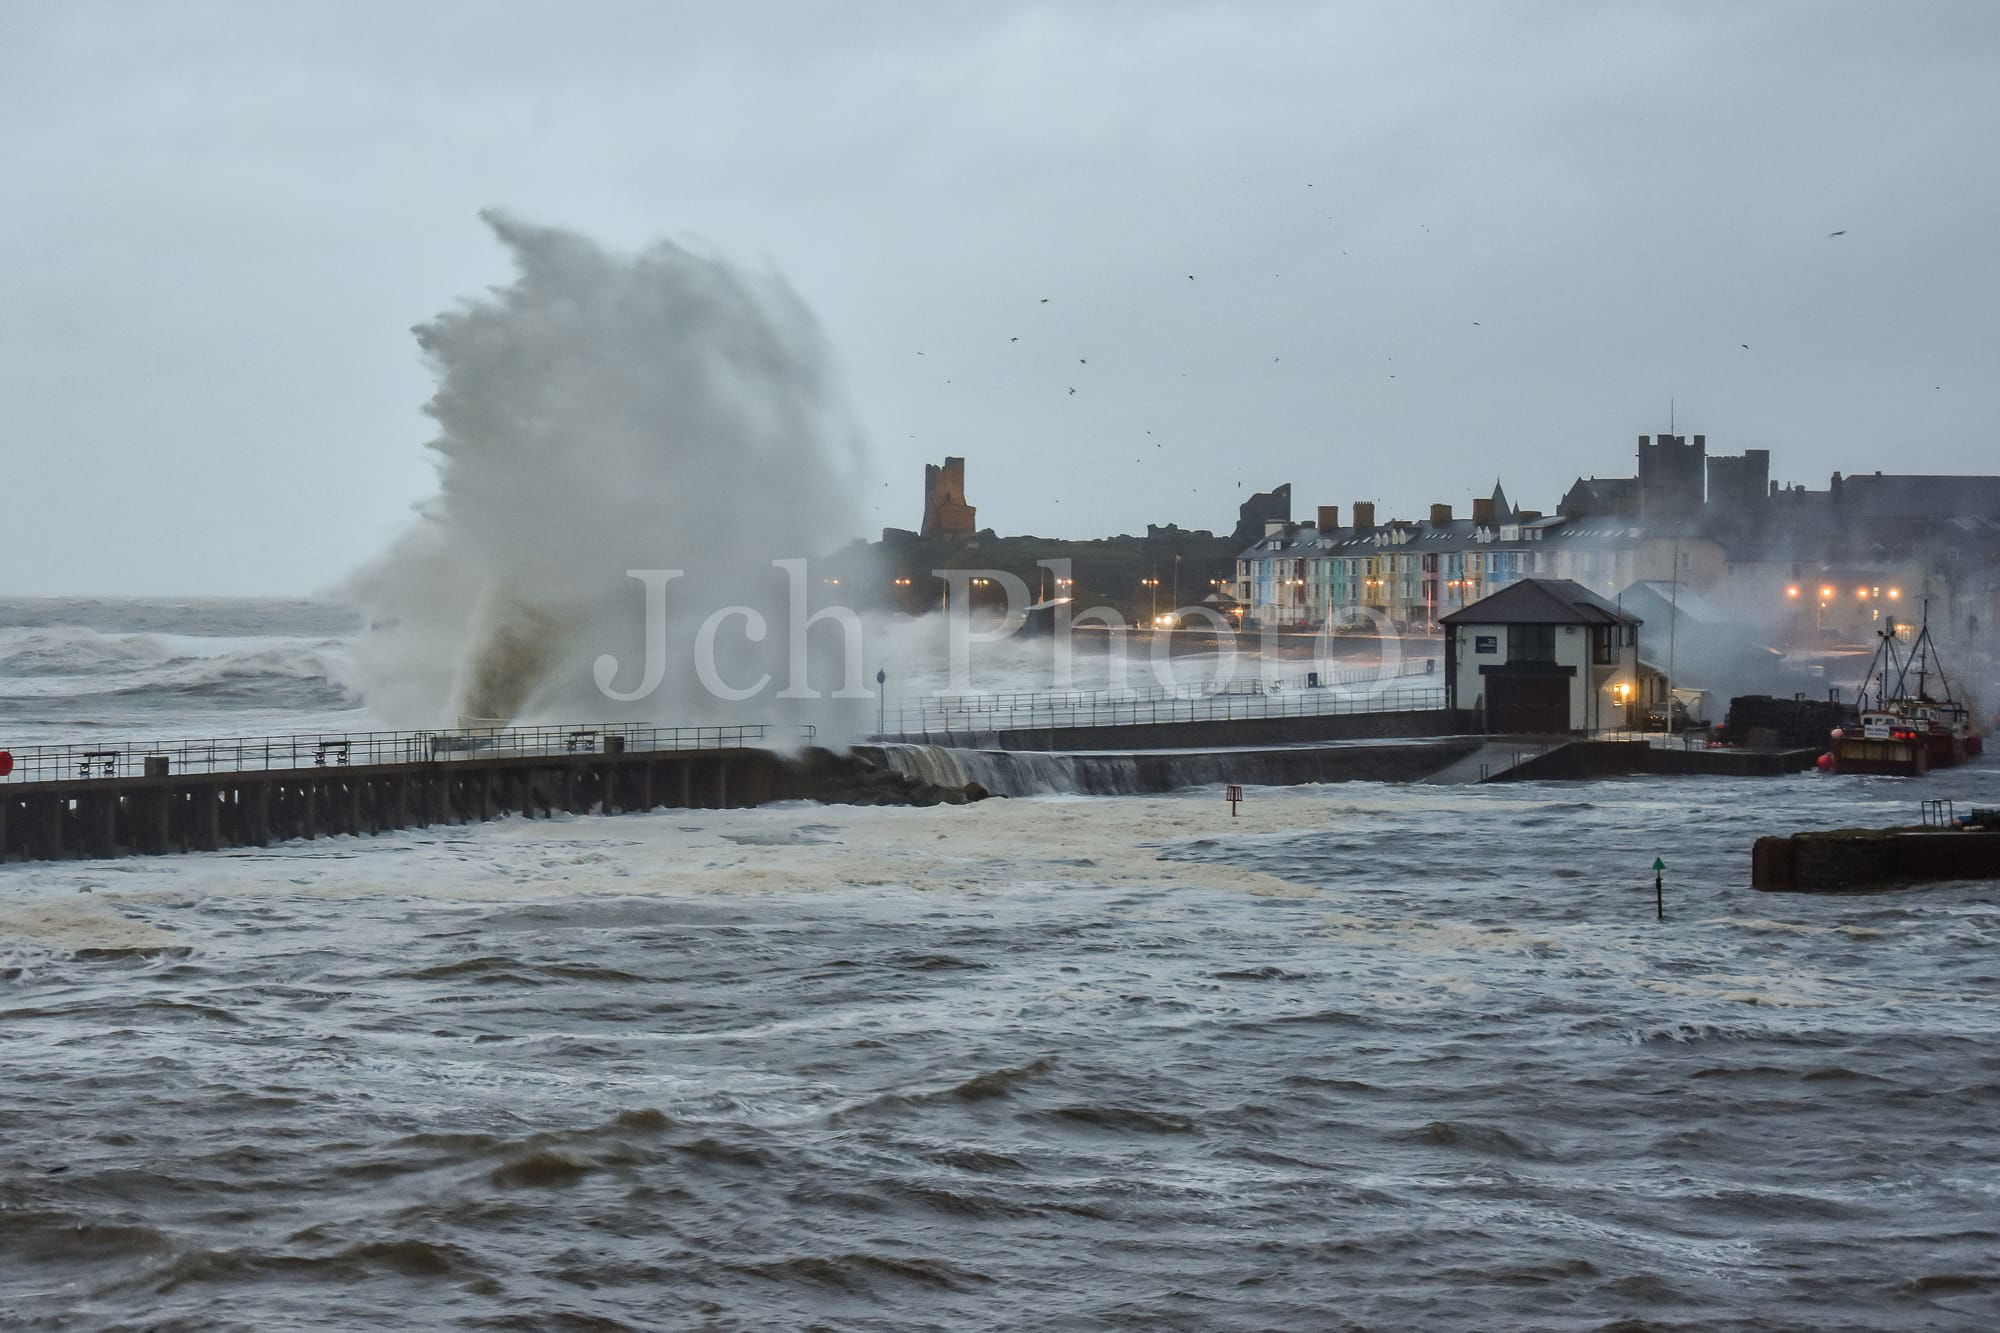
[1238,484,1562,631]
[1233,430,2000,640]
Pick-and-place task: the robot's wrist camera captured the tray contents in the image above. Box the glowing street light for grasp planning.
[1785,585,1801,599]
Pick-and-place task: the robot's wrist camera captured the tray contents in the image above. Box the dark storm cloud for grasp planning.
[2,0,1996,593]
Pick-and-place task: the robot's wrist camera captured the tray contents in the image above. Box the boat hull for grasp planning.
[1831,736,1931,776]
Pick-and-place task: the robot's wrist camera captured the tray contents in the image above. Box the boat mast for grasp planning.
[1911,598,1931,701]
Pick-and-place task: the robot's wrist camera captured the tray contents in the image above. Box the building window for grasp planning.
[1507,624,1556,661]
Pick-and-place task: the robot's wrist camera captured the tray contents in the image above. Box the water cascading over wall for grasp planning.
[866,739,1482,796]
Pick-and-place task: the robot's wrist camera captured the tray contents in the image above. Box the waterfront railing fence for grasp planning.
[0,721,811,786]
[877,678,1446,741]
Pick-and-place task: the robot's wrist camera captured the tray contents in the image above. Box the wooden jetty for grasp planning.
[0,723,888,864]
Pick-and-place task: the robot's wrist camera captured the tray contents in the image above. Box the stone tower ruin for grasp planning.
[921,456,976,539]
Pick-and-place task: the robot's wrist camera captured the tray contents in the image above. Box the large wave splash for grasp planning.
[348,212,873,740]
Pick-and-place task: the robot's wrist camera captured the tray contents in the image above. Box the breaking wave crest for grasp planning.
[0,625,358,712]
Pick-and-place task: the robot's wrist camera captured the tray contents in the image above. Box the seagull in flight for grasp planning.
[1827,230,1846,237]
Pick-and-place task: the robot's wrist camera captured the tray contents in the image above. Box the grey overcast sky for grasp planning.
[3,1,1996,596]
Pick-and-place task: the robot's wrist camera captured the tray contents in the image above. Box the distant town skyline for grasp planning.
[5,1,1998,595]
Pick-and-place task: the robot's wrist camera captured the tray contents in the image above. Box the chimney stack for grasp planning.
[1429,503,1452,526]
[1471,496,1495,526]
[1317,504,1340,532]
[1352,501,1376,533]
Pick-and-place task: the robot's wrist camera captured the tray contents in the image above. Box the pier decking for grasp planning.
[0,723,838,863]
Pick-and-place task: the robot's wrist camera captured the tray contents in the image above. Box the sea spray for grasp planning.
[349,212,873,737]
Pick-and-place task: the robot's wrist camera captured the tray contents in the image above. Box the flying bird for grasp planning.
[1187,274,1195,280]
[1010,336,1019,341]
[1040,298,1049,303]
[1741,343,1749,349]
[1079,358,1087,364]
[1827,230,1846,237]
[1067,387,1076,395]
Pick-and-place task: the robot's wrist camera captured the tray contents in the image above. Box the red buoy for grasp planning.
[1815,752,1834,772]
[0,751,11,778]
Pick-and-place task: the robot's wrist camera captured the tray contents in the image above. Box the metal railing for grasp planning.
[875,662,1438,740]
[0,720,812,786]
[876,683,1447,741]
[1597,728,1717,750]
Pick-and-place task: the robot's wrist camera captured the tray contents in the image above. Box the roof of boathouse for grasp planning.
[1439,577,1639,628]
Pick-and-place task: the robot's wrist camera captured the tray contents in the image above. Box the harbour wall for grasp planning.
[1489,740,1823,782]
[869,738,1484,796]
[0,734,1486,864]
[1754,829,2000,891]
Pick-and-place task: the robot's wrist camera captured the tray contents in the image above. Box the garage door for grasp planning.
[1487,674,1569,733]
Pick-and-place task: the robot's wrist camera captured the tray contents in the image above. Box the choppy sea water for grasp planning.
[6,776,2000,1330]
[3,600,2000,1330]
[0,599,365,746]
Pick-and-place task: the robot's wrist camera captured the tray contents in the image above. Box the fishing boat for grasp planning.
[1829,608,1982,776]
